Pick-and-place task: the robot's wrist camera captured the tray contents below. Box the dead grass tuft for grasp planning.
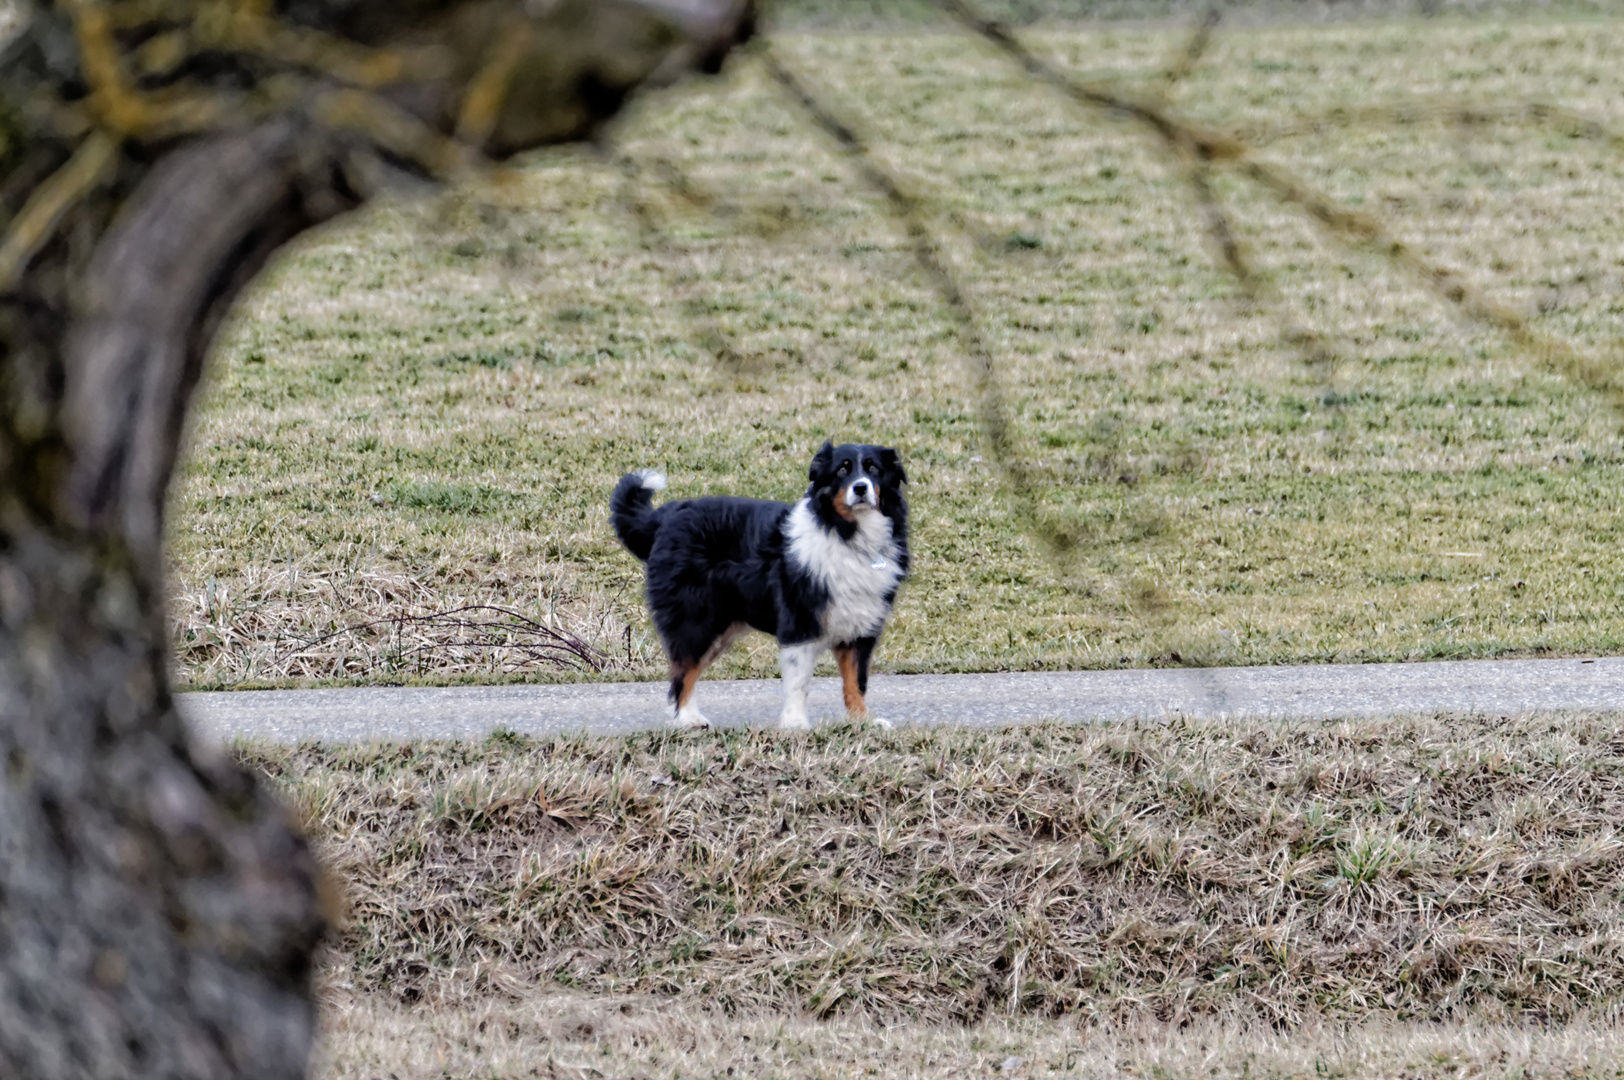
[247,711,1624,1026]
[172,554,635,686]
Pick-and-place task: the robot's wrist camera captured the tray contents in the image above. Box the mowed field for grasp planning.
[173,15,1624,689]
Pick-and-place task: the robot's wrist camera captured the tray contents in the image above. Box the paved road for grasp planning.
[181,655,1624,743]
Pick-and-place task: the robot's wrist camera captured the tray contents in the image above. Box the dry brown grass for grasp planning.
[172,550,631,685]
[245,711,1624,1031]
[317,986,1624,1079]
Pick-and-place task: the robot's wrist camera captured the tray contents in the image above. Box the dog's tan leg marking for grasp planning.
[667,660,709,729]
[674,664,702,709]
[668,624,748,730]
[834,646,867,719]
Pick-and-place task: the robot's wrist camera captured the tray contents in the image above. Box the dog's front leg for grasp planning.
[838,637,891,729]
[778,640,819,731]
[833,644,868,719]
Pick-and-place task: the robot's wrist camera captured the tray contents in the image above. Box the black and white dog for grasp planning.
[610,441,908,730]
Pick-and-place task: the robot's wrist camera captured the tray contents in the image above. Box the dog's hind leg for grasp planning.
[668,663,710,729]
[667,623,747,730]
[777,640,819,731]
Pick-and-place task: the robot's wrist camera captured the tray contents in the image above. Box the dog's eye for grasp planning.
[865,461,878,475]
[838,461,850,475]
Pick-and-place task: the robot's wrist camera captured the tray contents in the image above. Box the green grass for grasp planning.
[174,17,1624,689]
[248,711,1624,1074]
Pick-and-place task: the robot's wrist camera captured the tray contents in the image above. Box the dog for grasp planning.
[610,441,908,730]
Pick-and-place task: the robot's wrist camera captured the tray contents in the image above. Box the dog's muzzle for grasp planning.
[845,478,877,509]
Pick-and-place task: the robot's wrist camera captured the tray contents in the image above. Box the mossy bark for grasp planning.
[0,1,750,1075]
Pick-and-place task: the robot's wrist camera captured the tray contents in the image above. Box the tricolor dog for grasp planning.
[610,441,909,730]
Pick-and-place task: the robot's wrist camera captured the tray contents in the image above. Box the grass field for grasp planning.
[172,14,1624,689]
[250,711,1624,1076]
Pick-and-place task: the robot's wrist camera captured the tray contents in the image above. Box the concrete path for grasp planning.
[181,655,1624,743]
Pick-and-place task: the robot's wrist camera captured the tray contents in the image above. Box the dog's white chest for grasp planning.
[784,500,904,643]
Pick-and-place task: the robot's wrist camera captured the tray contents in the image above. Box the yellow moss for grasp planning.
[0,131,118,291]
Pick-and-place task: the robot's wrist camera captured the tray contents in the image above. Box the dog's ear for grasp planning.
[810,441,835,482]
[879,446,907,485]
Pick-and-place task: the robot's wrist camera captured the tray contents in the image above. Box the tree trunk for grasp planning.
[0,2,751,1076]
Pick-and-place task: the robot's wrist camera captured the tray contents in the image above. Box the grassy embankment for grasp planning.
[175,17,1624,689]
[251,711,1624,1077]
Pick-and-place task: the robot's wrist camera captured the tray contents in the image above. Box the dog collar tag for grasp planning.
[871,558,887,570]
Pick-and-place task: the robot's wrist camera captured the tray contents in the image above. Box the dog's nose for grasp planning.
[852,479,870,497]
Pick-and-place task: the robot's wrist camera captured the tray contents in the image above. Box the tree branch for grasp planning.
[0,2,753,1076]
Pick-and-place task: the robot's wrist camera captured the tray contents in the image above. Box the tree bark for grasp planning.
[0,2,752,1076]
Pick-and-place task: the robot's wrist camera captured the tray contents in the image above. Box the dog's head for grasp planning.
[808,441,906,528]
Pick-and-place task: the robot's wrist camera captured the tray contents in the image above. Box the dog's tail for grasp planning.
[609,469,668,562]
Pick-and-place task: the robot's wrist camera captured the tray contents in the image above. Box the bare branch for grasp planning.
[1187,164,1343,371]
[934,0,1624,413]
[762,49,1085,555]
[1154,4,1222,102]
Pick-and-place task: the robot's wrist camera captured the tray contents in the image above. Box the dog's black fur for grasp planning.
[610,441,908,726]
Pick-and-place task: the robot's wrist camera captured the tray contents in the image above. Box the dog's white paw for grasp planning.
[868,715,893,730]
[779,711,811,732]
[670,704,712,730]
